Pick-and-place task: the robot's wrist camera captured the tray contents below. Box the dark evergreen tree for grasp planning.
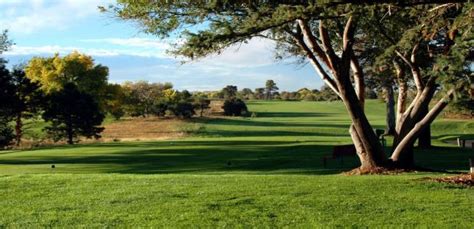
[222,98,248,116]
[0,59,15,147]
[222,85,238,100]
[265,80,279,100]
[194,97,211,117]
[43,83,104,144]
[9,67,43,146]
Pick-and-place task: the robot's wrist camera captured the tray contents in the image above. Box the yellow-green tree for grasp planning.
[25,51,108,98]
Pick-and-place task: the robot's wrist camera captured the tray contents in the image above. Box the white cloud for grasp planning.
[0,0,112,34]
[82,38,172,50]
[5,37,279,67]
[4,45,120,57]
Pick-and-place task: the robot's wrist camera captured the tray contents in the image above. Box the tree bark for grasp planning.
[384,85,396,135]
[391,89,454,166]
[417,106,432,148]
[294,17,386,170]
[350,125,381,170]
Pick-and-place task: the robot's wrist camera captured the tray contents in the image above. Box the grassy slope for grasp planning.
[1,100,473,227]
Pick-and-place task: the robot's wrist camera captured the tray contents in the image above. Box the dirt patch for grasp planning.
[344,167,412,175]
[101,117,189,141]
[431,174,474,187]
[209,100,224,115]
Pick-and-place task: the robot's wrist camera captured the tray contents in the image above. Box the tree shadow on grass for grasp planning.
[199,130,349,138]
[0,141,359,175]
[414,146,474,171]
[194,118,351,128]
[252,112,331,118]
[0,140,470,174]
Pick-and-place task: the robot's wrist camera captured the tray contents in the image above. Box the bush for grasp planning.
[222,98,248,116]
[151,102,168,117]
[169,102,195,118]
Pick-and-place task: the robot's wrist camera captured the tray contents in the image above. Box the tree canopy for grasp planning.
[106,1,473,171]
[25,51,109,97]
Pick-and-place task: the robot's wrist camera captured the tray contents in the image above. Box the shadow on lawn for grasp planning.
[252,112,330,118]
[0,140,470,174]
[0,141,359,175]
[194,118,351,128]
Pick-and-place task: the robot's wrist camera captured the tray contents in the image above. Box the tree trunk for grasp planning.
[418,125,431,148]
[15,113,22,146]
[67,116,74,145]
[417,106,431,148]
[350,125,381,170]
[384,85,396,135]
[339,85,386,166]
[391,90,454,166]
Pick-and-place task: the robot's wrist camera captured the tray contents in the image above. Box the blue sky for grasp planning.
[1,0,323,91]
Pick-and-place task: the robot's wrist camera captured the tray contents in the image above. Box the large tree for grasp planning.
[106,1,473,172]
[0,30,13,54]
[43,83,104,145]
[0,31,15,147]
[0,59,15,147]
[25,51,109,100]
[9,67,43,146]
[265,79,279,100]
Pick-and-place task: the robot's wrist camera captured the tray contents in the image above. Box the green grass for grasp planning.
[1,100,473,227]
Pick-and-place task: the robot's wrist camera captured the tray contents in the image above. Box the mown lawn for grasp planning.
[1,100,473,227]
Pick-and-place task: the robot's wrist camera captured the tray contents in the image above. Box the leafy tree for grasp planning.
[103,83,126,120]
[9,67,43,146]
[43,83,104,144]
[240,88,254,100]
[122,81,172,117]
[0,33,15,148]
[166,89,196,118]
[25,51,109,99]
[169,102,195,118]
[222,98,248,116]
[222,85,238,99]
[0,59,15,147]
[194,97,211,117]
[265,80,279,100]
[254,88,265,100]
[107,1,473,171]
[0,30,13,55]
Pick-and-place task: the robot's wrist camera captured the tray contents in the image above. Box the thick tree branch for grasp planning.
[393,60,407,129]
[391,89,455,160]
[288,30,340,97]
[296,19,330,66]
[319,21,340,72]
[351,56,365,110]
[395,48,423,92]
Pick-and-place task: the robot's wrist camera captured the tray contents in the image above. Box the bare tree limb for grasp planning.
[391,89,455,160]
[395,49,423,92]
[287,29,340,97]
[319,21,340,72]
[297,19,330,66]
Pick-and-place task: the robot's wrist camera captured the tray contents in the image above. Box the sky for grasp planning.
[0,0,323,91]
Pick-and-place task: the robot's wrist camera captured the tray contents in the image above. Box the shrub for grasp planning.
[222,98,248,116]
[169,102,195,118]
